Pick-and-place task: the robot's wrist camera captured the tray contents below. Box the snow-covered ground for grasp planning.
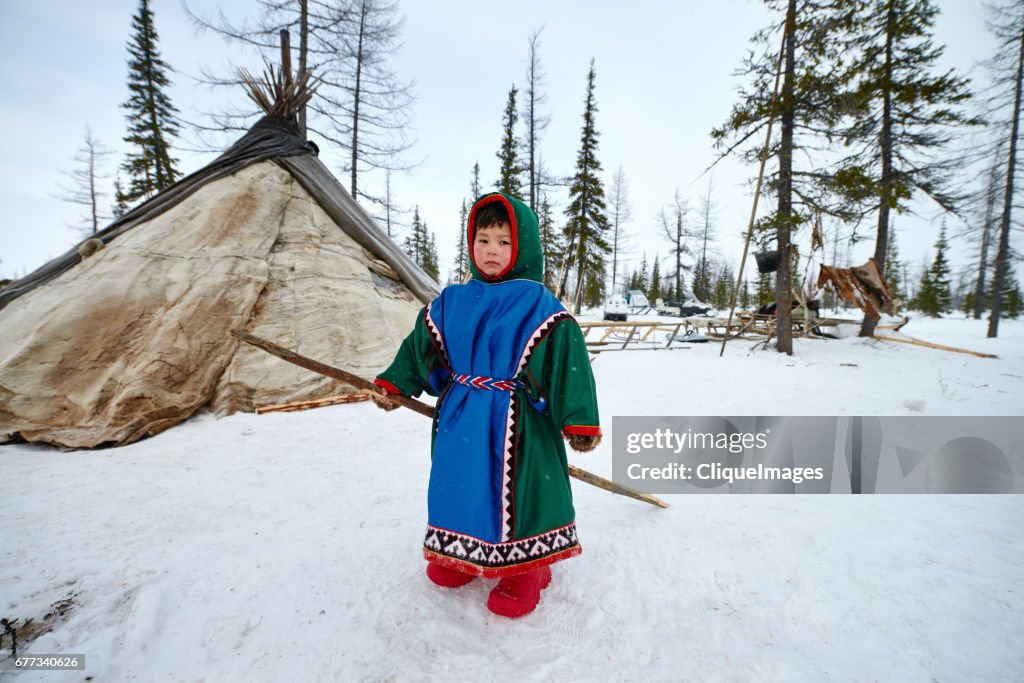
[2,315,1022,681]
[582,313,1024,419]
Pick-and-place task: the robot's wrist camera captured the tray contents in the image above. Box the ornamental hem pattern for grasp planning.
[423,522,581,574]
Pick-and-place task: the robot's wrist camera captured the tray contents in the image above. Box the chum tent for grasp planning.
[0,115,438,448]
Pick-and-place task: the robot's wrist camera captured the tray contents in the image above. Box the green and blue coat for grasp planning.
[375,193,600,577]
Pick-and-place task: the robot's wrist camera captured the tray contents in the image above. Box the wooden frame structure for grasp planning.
[578,320,695,353]
[698,312,909,341]
[578,313,911,352]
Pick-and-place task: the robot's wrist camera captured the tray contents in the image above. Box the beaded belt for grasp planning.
[451,372,525,391]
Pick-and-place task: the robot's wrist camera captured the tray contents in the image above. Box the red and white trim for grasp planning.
[451,373,525,391]
[423,522,581,578]
[500,397,517,541]
[514,310,574,375]
[424,302,449,367]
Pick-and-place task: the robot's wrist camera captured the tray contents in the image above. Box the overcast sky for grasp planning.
[0,1,999,294]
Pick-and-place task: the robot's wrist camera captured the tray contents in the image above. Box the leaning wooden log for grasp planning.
[873,335,998,359]
[256,393,370,414]
[566,464,669,508]
[231,329,669,509]
[232,329,434,418]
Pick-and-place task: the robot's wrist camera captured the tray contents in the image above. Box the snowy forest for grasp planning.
[11,0,1021,353]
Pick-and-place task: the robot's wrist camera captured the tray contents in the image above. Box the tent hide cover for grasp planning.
[0,117,439,448]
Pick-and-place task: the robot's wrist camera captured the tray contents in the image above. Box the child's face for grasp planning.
[473,222,513,277]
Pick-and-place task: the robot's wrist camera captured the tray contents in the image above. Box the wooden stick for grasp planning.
[666,323,682,348]
[256,393,369,414]
[720,25,788,358]
[231,329,669,508]
[232,330,434,418]
[621,324,638,350]
[280,29,292,87]
[872,335,998,359]
[567,465,669,509]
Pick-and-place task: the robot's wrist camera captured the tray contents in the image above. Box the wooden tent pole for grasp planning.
[280,30,292,87]
[719,26,788,358]
[872,335,997,359]
[231,330,670,508]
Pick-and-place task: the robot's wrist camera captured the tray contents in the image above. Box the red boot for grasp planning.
[486,565,552,618]
[426,561,476,588]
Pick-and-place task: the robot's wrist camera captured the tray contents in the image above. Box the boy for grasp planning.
[371,192,601,618]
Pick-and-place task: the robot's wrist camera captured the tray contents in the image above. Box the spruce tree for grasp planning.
[912,268,935,315]
[963,290,977,316]
[650,258,662,301]
[496,85,524,198]
[913,224,952,316]
[1002,269,1022,318]
[951,268,971,314]
[404,206,427,272]
[713,0,857,353]
[120,0,180,205]
[471,161,482,199]
[453,199,468,280]
[112,175,130,219]
[662,280,676,303]
[582,264,606,308]
[692,256,713,303]
[883,225,906,306]
[423,229,440,282]
[740,278,753,310]
[756,271,775,308]
[453,163,484,281]
[714,263,735,310]
[637,253,649,293]
[841,0,977,336]
[563,59,610,313]
[537,192,562,292]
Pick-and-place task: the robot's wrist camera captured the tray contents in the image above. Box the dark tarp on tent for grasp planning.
[0,116,438,311]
